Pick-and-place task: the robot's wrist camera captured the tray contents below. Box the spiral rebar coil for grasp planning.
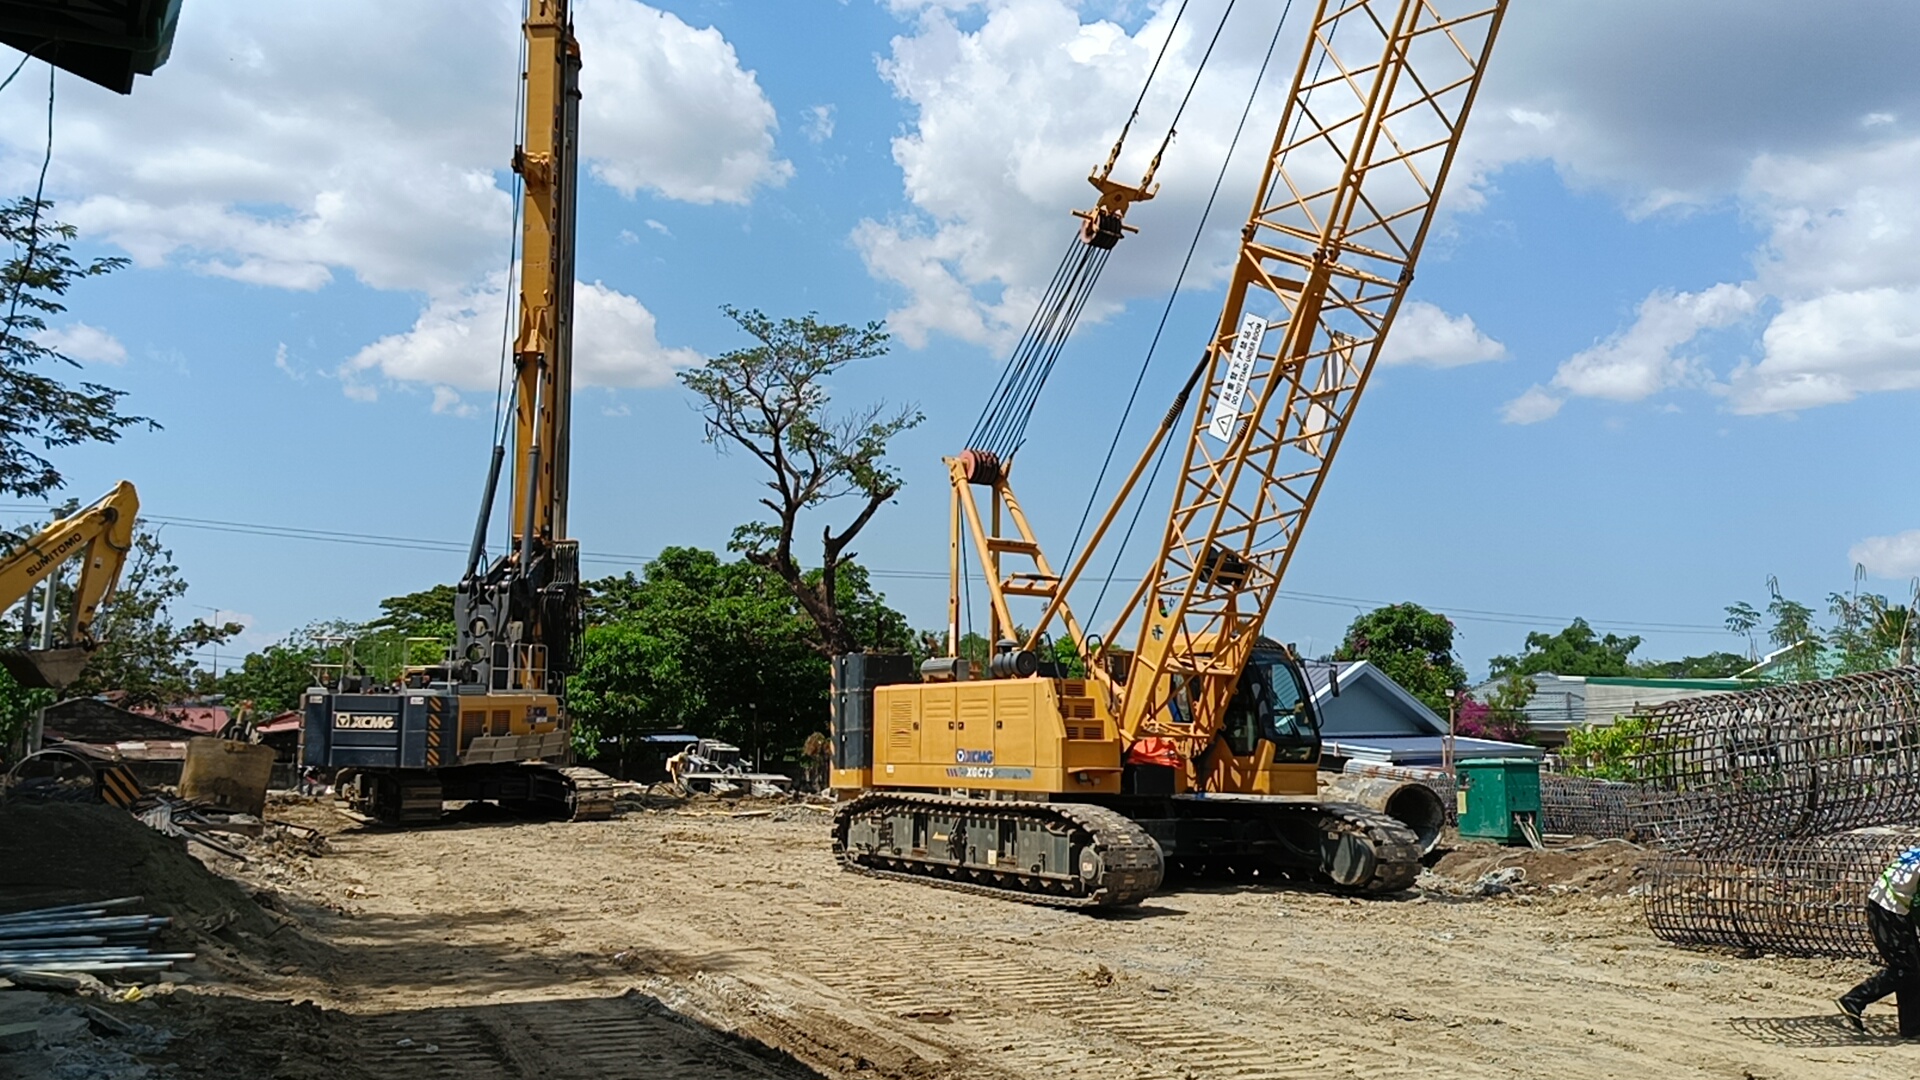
[1629,667,1920,846]
[1643,827,1920,958]
[1539,773,1648,840]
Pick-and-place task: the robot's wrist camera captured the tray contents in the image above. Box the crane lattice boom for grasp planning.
[1118,0,1508,741]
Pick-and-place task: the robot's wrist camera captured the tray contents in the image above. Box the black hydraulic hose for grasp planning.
[464,444,507,581]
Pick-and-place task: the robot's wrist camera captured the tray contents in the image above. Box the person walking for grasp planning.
[1840,845,1920,1031]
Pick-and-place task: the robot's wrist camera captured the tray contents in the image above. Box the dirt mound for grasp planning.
[1430,838,1647,897]
[0,801,327,977]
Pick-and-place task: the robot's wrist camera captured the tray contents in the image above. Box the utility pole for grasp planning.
[1442,688,1456,774]
[1901,579,1918,668]
[195,605,226,680]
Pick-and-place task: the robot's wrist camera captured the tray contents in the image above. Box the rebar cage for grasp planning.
[1643,828,1920,959]
[1629,668,1920,847]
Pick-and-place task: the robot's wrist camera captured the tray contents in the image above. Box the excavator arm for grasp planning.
[0,479,139,688]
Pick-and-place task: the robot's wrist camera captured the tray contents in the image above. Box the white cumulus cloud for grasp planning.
[1558,285,1758,401]
[36,322,127,365]
[865,2,1920,423]
[1500,385,1564,426]
[1379,302,1505,368]
[342,270,698,400]
[860,1,1294,349]
[0,1,785,297]
[1851,530,1920,580]
[575,0,791,203]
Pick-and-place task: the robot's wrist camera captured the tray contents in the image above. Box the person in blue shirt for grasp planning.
[1840,845,1920,1031]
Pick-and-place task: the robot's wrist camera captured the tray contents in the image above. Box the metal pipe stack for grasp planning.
[0,897,194,977]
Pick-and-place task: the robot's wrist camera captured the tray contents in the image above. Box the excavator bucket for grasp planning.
[0,646,94,690]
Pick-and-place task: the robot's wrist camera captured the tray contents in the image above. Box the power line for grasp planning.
[0,504,1742,639]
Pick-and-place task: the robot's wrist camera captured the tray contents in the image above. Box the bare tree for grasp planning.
[680,307,922,657]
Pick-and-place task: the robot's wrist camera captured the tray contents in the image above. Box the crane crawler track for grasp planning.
[1282,800,1425,894]
[834,792,1164,909]
[556,766,617,822]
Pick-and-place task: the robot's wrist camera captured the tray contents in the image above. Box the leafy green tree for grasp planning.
[1487,618,1641,680]
[1725,601,1762,660]
[1763,576,1823,681]
[217,634,324,713]
[1562,715,1666,782]
[681,307,923,657]
[66,526,241,707]
[568,547,912,769]
[1456,672,1536,745]
[1627,652,1752,679]
[366,584,456,643]
[0,198,155,498]
[0,666,53,761]
[1333,603,1467,714]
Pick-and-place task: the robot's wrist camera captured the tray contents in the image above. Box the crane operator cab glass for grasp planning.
[1223,648,1321,763]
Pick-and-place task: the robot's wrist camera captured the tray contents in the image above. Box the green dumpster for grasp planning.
[1455,758,1541,844]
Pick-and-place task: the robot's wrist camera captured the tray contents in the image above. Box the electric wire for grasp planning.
[3,61,55,342]
[966,0,1243,465]
[1063,1,1293,573]
[0,502,1742,637]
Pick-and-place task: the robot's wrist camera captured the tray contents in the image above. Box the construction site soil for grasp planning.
[8,795,1920,1079]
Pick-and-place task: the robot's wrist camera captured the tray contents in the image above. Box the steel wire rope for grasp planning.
[968,0,1239,464]
[472,7,532,575]
[491,5,532,451]
[3,62,55,343]
[1064,1,1293,587]
[998,247,1112,457]
[965,240,1084,453]
[1112,0,1191,165]
[1089,8,1343,647]
[977,244,1115,460]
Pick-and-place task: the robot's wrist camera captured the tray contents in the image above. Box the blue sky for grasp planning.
[1,0,1916,680]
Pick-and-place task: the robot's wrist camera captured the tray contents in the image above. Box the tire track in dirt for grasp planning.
[758,919,1366,1079]
[346,993,824,1080]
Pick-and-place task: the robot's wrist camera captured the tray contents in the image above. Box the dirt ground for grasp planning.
[13,796,1920,1080]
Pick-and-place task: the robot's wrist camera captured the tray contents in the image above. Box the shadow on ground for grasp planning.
[283,905,750,995]
[1727,1013,1912,1048]
[124,988,827,1080]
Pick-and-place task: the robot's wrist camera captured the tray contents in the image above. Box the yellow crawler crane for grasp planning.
[833,0,1509,907]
